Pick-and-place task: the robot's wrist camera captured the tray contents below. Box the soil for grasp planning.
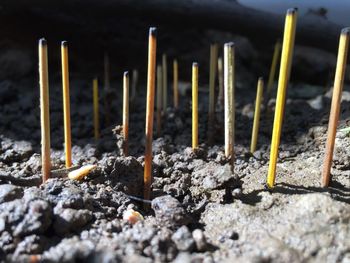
[0,26,349,262]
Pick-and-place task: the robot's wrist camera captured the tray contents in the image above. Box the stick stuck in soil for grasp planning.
[192,62,199,150]
[123,71,129,156]
[157,65,162,137]
[224,42,235,164]
[39,38,51,183]
[144,27,157,200]
[173,59,179,109]
[162,54,167,114]
[267,8,298,188]
[267,40,281,96]
[250,77,264,153]
[208,44,218,144]
[93,78,100,140]
[130,69,138,102]
[61,41,72,168]
[322,27,350,187]
[217,56,224,110]
[104,53,111,127]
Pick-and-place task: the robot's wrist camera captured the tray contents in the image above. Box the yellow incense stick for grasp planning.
[173,59,179,109]
[192,62,199,149]
[250,77,264,153]
[224,43,235,162]
[39,38,51,183]
[208,44,218,143]
[144,28,157,200]
[61,41,72,168]
[104,53,111,127]
[267,8,298,188]
[322,28,350,187]
[93,78,100,140]
[162,54,167,113]
[217,56,224,109]
[156,65,162,137]
[267,41,282,95]
[123,71,129,156]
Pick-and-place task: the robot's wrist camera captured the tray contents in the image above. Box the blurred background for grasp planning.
[0,0,349,147]
[0,0,348,85]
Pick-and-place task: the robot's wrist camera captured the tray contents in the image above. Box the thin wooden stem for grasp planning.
[144,28,157,200]
[192,62,199,149]
[224,43,235,165]
[93,78,100,140]
[39,38,51,183]
[250,77,264,153]
[123,71,129,156]
[322,28,350,187]
[267,8,298,188]
[162,54,167,114]
[173,59,179,109]
[208,44,218,144]
[61,41,72,168]
[156,65,162,137]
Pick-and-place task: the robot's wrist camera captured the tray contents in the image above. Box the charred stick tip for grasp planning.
[287,8,298,14]
[39,38,47,46]
[341,27,350,35]
[224,42,235,48]
[149,27,157,37]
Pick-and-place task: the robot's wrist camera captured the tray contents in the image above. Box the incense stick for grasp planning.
[267,8,298,188]
[250,77,264,153]
[144,27,157,200]
[104,53,111,126]
[130,69,138,102]
[173,59,179,109]
[162,54,167,114]
[322,28,350,187]
[267,41,281,96]
[224,43,235,165]
[217,56,224,110]
[192,62,199,150]
[123,71,129,156]
[39,38,51,183]
[156,65,162,137]
[61,41,72,168]
[93,78,100,140]
[208,44,218,144]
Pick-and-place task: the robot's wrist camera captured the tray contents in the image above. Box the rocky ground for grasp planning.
[0,28,349,262]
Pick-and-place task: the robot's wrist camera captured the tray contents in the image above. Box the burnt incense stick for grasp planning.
[104,52,111,127]
[192,62,199,150]
[144,27,157,200]
[93,78,100,140]
[173,59,179,109]
[322,28,350,187]
[156,65,162,137]
[39,38,51,183]
[217,56,224,110]
[267,8,298,188]
[123,71,130,156]
[208,44,218,144]
[61,41,72,168]
[250,77,264,153]
[162,54,167,114]
[224,43,235,165]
